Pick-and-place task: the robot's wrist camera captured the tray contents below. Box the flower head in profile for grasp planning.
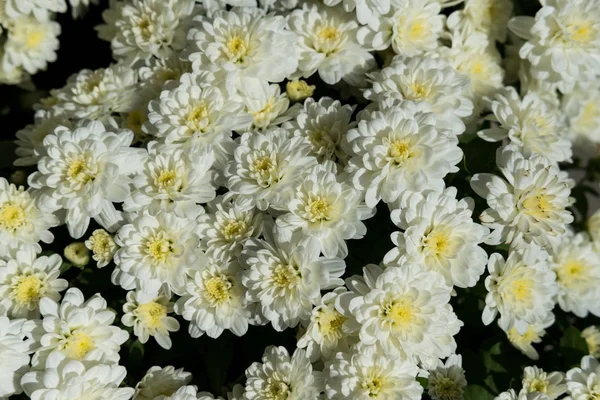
[133,365,192,400]
[427,355,467,400]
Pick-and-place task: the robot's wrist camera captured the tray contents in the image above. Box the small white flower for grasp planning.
[506,313,554,360]
[447,0,513,43]
[240,79,300,132]
[26,287,129,369]
[483,244,557,334]
[521,366,566,399]
[324,343,422,400]
[565,355,600,400]
[244,346,323,400]
[85,229,118,268]
[134,365,192,400]
[288,3,375,85]
[242,224,345,331]
[384,187,489,288]
[122,287,179,350]
[137,54,192,101]
[582,326,600,358]
[427,354,467,400]
[562,82,600,151]
[175,260,250,339]
[470,144,574,250]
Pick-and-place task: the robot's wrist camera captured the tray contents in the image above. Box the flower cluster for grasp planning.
[4,0,600,399]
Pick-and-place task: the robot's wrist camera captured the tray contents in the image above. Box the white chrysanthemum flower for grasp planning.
[447,0,513,42]
[283,96,355,164]
[137,55,192,101]
[26,287,129,369]
[483,244,557,334]
[134,365,192,400]
[0,306,36,399]
[0,177,59,255]
[2,16,60,74]
[186,8,298,91]
[565,355,600,400]
[242,224,345,331]
[5,0,67,21]
[0,248,66,319]
[244,346,323,400]
[176,260,249,339]
[346,100,462,208]
[470,145,574,250]
[324,343,422,400]
[14,109,72,167]
[364,55,473,135]
[478,87,572,163]
[384,187,489,288]
[285,79,315,102]
[510,0,600,92]
[297,287,360,362]
[551,232,600,318]
[521,366,566,399]
[562,82,600,150]
[348,264,461,368]
[85,229,118,268]
[52,65,139,119]
[28,119,146,239]
[277,161,374,258]
[240,79,300,132]
[288,3,375,85]
[358,0,444,57]
[507,313,554,360]
[103,0,194,65]
[197,195,263,262]
[225,128,317,211]
[322,0,391,27]
[122,288,179,350]
[21,359,134,400]
[113,211,205,294]
[125,142,216,218]
[427,354,467,400]
[582,326,600,358]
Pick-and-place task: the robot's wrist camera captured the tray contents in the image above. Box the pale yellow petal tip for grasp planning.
[64,242,91,268]
[286,80,315,102]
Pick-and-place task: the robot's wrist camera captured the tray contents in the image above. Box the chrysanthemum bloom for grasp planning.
[521,366,566,399]
[240,79,300,132]
[324,343,422,400]
[348,264,462,368]
[322,0,391,27]
[582,326,600,358]
[244,346,323,400]
[427,355,467,400]
[133,365,192,400]
[28,119,146,239]
[0,306,36,398]
[565,356,600,399]
[345,100,462,208]
[506,313,554,360]
[483,244,557,334]
[288,3,375,85]
[447,0,513,43]
[85,229,118,268]
[25,287,129,369]
[562,82,600,150]
[471,145,574,250]
[478,87,572,163]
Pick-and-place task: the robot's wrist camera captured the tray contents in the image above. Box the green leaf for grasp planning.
[463,384,495,400]
[417,377,428,389]
[560,326,588,367]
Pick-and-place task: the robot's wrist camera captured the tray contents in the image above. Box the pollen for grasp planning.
[221,220,246,240]
[317,309,346,339]
[307,196,332,223]
[205,275,232,304]
[64,332,94,360]
[272,263,301,288]
[145,233,174,263]
[66,156,95,184]
[362,377,384,397]
[187,102,209,132]
[388,139,412,165]
[13,275,43,307]
[383,298,416,327]
[156,169,178,189]
[0,202,27,231]
[226,36,248,62]
[138,301,167,329]
[253,156,273,173]
[522,193,554,219]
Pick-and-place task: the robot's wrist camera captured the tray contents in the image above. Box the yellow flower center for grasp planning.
[507,278,533,302]
[266,380,290,399]
[226,36,248,62]
[528,378,548,393]
[424,230,452,257]
[556,259,587,288]
[567,21,595,43]
[90,230,113,255]
[13,275,43,307]
[431,377,462,400]
[317,309,346,339]
[318,26,340,42]
[64,332,94,360]
[272,263,301,288]
[66,156,95,184]
[26,29,44,49]
[383,298,416,328]
[204,275,232,304]
[156,169,178,189]
[253,156,273,172]
[405,82,430,100]
[0,202,27,231]
[221,220,246,240]
[316,25,342,55]
[307,197,332,223]
[138,301,167,329]
[187,103,209,132]
[362,377,384,397]
[145,233,174,263]
[388,139,413,165]
[522,193,554,219]
[408,20,427,40]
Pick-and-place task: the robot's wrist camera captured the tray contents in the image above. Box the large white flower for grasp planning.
[506,312,554,360]
[186,8,298,91]
[244,346,323,400]
[510,0,600,91]
[470,144,574,250]
[113,211,205,294]
[133,365,192,400]
[241,224,345,331]
[478,87,571,163]
[225,128,317,211]
[283,96,356,164]
[0,248,66,319]
[277,161,374,258]
[384,187,489,288]
[21,359,134,400]
[427,354,467,400]
[25,287,129,370]
[346,100,462,208]
[0,307,36,399]
[348,264,461,368]
[324,343,422,400]
[364,55,473,135]
[483,244,557,334]
[521,366,566,400]
[0,177,59,256]
[288,3,375,85]
[175,260,250,338]
[124,141,216,219]
[565,355,600,400]
[28,119,146,239]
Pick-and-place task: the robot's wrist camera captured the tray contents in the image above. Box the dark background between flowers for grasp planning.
[1,0,599,398]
